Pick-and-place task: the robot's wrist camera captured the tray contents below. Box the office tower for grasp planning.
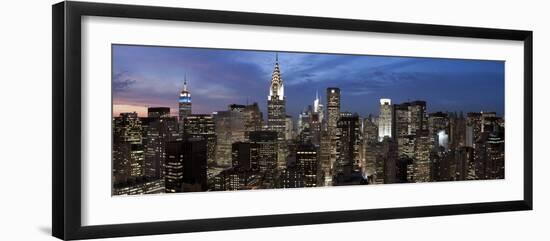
[466,112,483,147]
[165,138,207,193]
[249,131,279,172]
[364,141,382,184]
[214,108,246,167]
[413,130,432,182]
[378,98,392,141]
[448,112,466,149]
[428,112,450,136]
[178,76,192,127]
[326,87,341,179]
[381,137,398,184]
[231,141,261,171]
[144,107,179,179]
[113,112,144,184]
[486,126,505,179]
[481,112,497,132]
[183,114,217,164]
[243,102,264,141]
[309,111,322,146]
[455,146,474,181]
[319,129,332,186]
[285,115,294,140]
[335,113,361,178]
[296,143,319,187]
[408,101,427,135]
[267,54,286,138]
[298,106,312,134]
[147,107,170,119]
[393,102,410,139]
[326,88,341,136]
[395,156,414,183]
[363,116,378,145]
[474,124,505,180]
[393,101,427,136]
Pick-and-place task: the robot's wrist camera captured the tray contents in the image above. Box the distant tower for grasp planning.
[267,53,286,138]
[326,87,341,176]
[313,90,324,122]
[378,98,392,141]
[326,88,341,136]
[179,75,192,123]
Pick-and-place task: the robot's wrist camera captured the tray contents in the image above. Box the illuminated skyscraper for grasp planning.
[214,108,245,167]
[326,87,341,177]
[413,130,432,182]
[267,54,286,138]
[113,112,144,184]
[178,75,192,126]
[183,114,217,164]
[296,143,319,187]
[165,138,207,193]
[326,88,341,136]
[242,102,264,141]
[144,107,179,179]
[335,112,361,177]
[378,98,392,141]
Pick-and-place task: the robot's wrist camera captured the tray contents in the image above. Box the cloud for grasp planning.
[112,71,137,92]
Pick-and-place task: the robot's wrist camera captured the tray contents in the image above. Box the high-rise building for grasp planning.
[243,102,264,141]
[285,115,294,140]
[164,138,207,193]
[378,98,392,141]
[363,141,382,183]
[413,130,432,182]
[449,112,466,149]
[267,54,286,138]
[408,101,427,135]
[214,108,246,167]
[467,112,483,146]
[326,87,341,178]
[231,141,260,171]
[362,116,378,145]
[113,112,144,184]
[144,107,179,179]
[381,137,398,184]
[319,129,332,186]
[335,112,361,177]
[249,131,278,173]
[326,88,341,136]
[183,114,216,164]
[178,76,192,126]
[296,143,319,187]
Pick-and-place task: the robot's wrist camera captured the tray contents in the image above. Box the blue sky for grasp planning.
[112,44,504,118]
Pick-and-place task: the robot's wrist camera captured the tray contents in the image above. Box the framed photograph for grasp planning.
[52,1,533,240]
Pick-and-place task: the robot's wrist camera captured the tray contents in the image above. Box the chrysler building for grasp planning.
[267,54,286,138]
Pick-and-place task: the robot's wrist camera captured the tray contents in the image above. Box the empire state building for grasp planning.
[267,54,286,138]
[179,76,192,123]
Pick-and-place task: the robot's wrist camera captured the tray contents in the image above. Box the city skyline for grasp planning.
[111,44,505,195]
[113,45,505,119]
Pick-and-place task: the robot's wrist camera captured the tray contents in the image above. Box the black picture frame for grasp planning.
[52,1,533,240]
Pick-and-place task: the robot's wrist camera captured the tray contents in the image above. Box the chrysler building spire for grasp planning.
[268,53,284,101]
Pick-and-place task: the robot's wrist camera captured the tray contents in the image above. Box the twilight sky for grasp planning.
[112,44,504,119]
